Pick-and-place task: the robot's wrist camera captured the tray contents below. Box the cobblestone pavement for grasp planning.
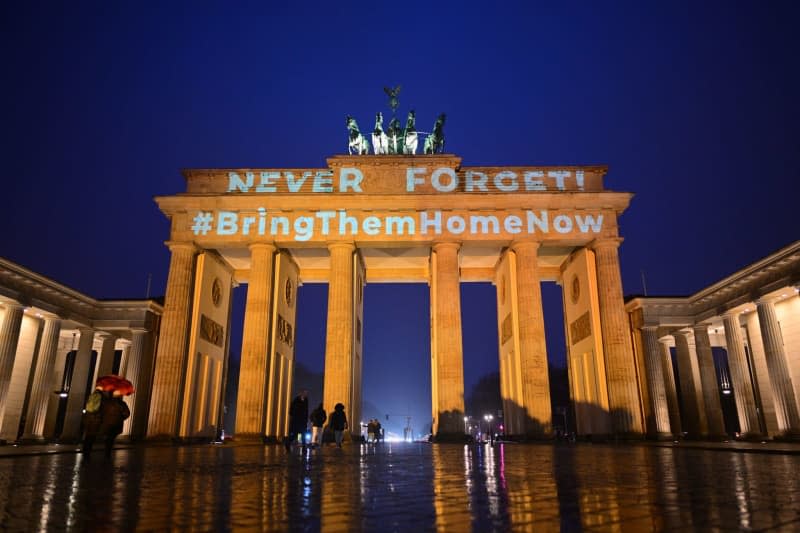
[1,441,799,532]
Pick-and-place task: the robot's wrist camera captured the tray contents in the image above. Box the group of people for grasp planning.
[286,390,348,451]
[366,418,383,443]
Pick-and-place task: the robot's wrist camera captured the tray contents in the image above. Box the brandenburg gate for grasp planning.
[146,154,643,441]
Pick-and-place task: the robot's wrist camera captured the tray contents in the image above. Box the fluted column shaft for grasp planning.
[430,242,465,436]
[61,327,95,441]
[591,239,643,434]
[722,313,761,436]
[673,331,706,437]
[95,333,117,378]
[147,242,198,438]
[660,341,682,435]
[756,299,800,435]
[0,303,25,426]
[235,243,277,437]
[23,318,62,440]
[117,340,131,377]
[693,325,726,437]
[323,243,356,432]
[511,241,551,436]
[641,327,671,436]
[123,329,148,438]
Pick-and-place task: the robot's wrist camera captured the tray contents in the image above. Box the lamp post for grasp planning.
[464,416,469,435]
[484,414,494,443]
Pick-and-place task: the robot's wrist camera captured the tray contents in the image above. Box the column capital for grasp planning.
[672,329,691,339]
[692,323,712,334]
[327,241,356,253]
[248,241,277,253]
[588,237,624,251]
[1,301,26,311]
[509,241,542,253]
[77,326,95,335]
[641,325,660,333]
[164,240,199,253]
[432,241,461,253]
[755,295,777,306]
[722,309,741,320]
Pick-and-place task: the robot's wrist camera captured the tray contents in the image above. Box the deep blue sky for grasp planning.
[2,2,798,437]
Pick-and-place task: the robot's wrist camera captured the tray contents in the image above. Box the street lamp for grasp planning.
[483,414,494,442]
[463,416,469,434]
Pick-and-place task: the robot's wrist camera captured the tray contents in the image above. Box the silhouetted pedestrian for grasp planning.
[309,403,326,447]
[329,403,348,447]
[82,389,129,458]
[286,390,309,452]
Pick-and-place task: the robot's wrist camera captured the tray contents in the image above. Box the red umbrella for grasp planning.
[95,374,135,395]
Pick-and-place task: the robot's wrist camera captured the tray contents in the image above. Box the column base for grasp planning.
[771,432,800,442]
[432,432,472,443]
[735,432,767,442]
[646,432,675,441]
[704,433,733,442]
[17,437,49,445]
[505,433,555,442]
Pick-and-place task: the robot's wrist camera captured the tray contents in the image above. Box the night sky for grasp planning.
[2,2,799,438]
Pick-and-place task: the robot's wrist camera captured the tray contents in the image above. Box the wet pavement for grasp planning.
[0,441,799,532]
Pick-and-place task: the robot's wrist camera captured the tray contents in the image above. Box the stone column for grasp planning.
[756,298,800,437]
[430,242,466,437]
[147,242,198,438]
[116,339,131,378]
[693,325,727,438]
[0,302,25,429]
[722,312,761,437]
[673,331,706,437]
[122,329,148,438]
[511,241,551,436]
[323,242,356,435]
[23,317,62,441]
[660,340,682,435]
[641,327,671,437]
[94,333,117,378]
[235,242,276,438]
[61,327,96,441]
[590,239,643,435]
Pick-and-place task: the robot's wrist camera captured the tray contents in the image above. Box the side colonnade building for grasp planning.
[0,258,162,443]
[627,241,800,440]
[147,154,644,442]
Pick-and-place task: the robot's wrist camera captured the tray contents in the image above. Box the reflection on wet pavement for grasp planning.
[0,442,799,531]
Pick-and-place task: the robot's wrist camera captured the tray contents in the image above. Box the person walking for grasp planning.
[82,388,129,458]
[286,390,309,452]
[99,390,130,457]
[309,402,327,448]
[329,403,348,448]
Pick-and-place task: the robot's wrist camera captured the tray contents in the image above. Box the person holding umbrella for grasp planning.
[82,375,133,458]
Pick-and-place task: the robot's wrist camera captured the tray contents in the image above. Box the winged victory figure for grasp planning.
[384,85,401,115]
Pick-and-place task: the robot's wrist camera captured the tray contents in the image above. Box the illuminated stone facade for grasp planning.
[0,258,161,443]
[627,241,800,440]
[149,154,642,440]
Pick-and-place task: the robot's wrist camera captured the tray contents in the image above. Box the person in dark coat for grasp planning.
[328,403,348,448]
[82,389,130,458]
[309,403,327,447]
[285,390,309,451]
